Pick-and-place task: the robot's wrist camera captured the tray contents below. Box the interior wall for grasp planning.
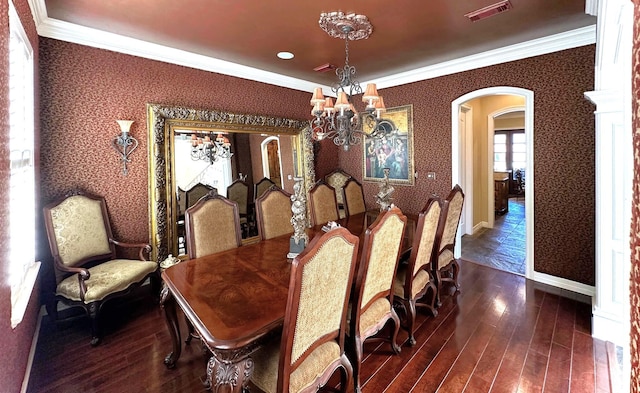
[0,1,41,392]
[630,1,639,390]
[338,45,596,285]
[38,38,311,298]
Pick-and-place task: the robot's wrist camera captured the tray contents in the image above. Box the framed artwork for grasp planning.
[362,104,414,185]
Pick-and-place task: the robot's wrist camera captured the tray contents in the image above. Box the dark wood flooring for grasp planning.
[27,260,612,393]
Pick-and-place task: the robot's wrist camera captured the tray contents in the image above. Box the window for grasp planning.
[494,129,526,172]
[9,2,40,329]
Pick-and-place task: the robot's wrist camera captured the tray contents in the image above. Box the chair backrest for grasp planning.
[343,178,366,216]
[402,196,443,298]
[256,187,293,240]
[43,191,115,284]
[435,184,465,269]
[325,169,352,207]
[186,183,216,210]
[184,190,242,259]
[254,177,277,202]
[352,207,407,327]
[309,180,340,226]
[278,227,359,392]
[226,179,249,216]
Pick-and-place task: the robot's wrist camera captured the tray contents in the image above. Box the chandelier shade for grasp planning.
[310,11,397,151]
[190,132,233,163]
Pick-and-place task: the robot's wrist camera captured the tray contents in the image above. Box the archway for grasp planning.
[451,86,534,279]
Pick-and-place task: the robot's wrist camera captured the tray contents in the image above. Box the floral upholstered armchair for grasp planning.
[43,190,159,346]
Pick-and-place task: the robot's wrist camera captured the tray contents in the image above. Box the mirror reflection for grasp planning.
[173,131,299,254]
[146,103,315,263]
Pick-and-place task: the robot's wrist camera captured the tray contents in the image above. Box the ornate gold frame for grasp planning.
[147,103,315,262]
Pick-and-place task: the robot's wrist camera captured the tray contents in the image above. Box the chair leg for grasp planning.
[352,336,364,393]
[389,309,402,354]
[339,353,354,393]
[87,302,102,347]
[452,259,461,291]
[407,299,417,346]
[416,279,438,317]
[434,269,443,308]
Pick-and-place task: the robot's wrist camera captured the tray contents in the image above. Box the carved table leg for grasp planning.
[205,350,255,393]
[160,285,182,368]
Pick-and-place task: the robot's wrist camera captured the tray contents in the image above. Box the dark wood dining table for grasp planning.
[160,210,415,392]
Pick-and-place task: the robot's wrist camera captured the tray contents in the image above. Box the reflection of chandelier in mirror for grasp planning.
[190,132,233,163]
[310,11,397,151]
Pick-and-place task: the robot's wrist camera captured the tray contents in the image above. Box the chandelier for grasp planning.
[190,132,233,163]
[310,11,396,151]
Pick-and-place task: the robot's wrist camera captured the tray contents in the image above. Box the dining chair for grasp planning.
[256,186,293,240]
[393,196,442,346]
[254,177,277,202]
[43,190,159,346]
[325,169,353,218]
[250,227,359,393]
[433,184,465,307]
[349,206,407,393]
[184,189,242,259]
[308,179,340,226]
[343,178,367,216]
[227,178,250,236]
[185,182,216,210]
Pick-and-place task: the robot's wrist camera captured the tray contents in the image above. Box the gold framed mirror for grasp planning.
[147,103,315,262]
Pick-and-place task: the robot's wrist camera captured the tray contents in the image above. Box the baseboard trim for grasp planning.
[21,305,45,393]
[472,221,489,234]
[532,271,595,300]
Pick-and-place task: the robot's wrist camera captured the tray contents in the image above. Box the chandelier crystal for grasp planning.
[190,132,233,163]
[310,12,397,151]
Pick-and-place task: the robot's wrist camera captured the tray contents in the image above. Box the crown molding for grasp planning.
[368,25,596,90]
[29,0,595,93]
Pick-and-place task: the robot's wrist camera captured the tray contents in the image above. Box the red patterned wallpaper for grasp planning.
[630,1,639,391]
[338,46,597,285]
[38,38,312,293]
[40,39,595,286]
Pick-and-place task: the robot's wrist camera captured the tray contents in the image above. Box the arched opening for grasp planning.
[451,86,534,279]
[261,136,283,188]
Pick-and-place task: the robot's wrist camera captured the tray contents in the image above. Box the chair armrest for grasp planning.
[109,239,152,261]
[53,258,91,300]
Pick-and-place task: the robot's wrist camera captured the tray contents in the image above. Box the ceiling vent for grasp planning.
[313,63,337,73]
[464,0,512,22]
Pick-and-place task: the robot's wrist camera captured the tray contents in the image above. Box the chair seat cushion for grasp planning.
[359,297,391,335]
[56,259,157,303]
[394,265,430,299]
[251,339,341,393]
[438,249,454,270]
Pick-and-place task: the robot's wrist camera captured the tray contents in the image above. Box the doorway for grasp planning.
[451,87,534,279]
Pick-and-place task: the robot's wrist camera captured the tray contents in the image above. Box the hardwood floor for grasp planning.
[27,260,612,393]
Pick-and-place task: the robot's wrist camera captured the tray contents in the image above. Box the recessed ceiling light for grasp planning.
[277,51,294,60]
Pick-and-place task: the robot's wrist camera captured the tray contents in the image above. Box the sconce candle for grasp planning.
[112,120,139,175]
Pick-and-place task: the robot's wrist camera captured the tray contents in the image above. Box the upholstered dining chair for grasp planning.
[184,189,242,259]
[349,206,407,393]
[308,179,340,226]
[227,179,250,236]
[325,169,352,218]
[393,196,442,346]
[185,182,216,210]
[256,186,293,240]
[251,227,359,393]
[254,177,277,202]
[433,184,465,307]
[343,178,367,216]
[43,190,159,346]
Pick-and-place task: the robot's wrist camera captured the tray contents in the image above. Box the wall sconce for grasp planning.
[112,120,139,176]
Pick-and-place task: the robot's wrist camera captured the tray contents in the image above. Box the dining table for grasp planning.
[160,210,415,392]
